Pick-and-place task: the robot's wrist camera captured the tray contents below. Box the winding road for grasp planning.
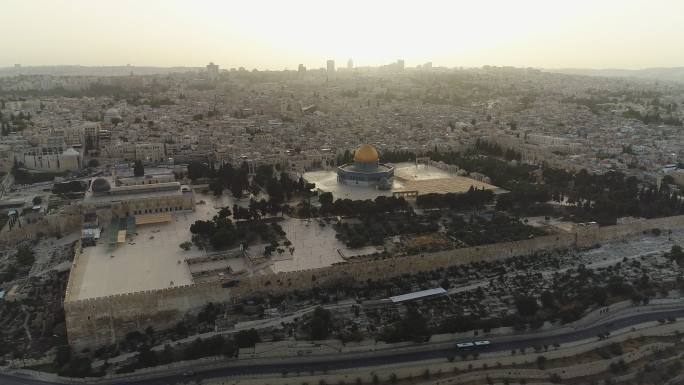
[2,308,684,385]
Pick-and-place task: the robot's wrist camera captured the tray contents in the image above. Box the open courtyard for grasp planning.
[65,193,236,301]
[304,162,502,201]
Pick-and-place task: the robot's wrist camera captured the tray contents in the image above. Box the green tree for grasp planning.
[380,306,431,343]
[309,307,332,340]
[536,355,547,370]
[662,174,675,186]
[319,192,333,212]
[515,296,539,317]
[58,356,92,377]
[670,244,684,264]
[158,345,175,364]
[187,161,212,181]
[54,345,71,368]
[235,329,261,348]
[15,246,34,266]
[133,160,145,177]
[137,344,158,367]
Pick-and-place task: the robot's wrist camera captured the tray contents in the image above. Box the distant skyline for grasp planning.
[2,0,684,70]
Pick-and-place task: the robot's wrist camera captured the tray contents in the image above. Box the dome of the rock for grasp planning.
[354,144,379,164]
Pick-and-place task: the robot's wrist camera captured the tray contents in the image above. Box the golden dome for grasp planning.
[354,144,379,163]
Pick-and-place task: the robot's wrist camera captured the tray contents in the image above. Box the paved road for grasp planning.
[3,308,684,385]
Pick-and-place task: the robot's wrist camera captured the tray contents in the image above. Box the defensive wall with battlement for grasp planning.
[64,214,684,348]
[0,205,82,245]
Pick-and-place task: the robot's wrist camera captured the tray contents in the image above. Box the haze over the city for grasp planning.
[3,0,684,70]
[6,0,684,384]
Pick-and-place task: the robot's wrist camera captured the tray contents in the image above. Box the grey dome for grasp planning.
[91,178,111,193]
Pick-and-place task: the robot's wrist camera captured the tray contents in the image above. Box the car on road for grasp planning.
[457,340,491,348]
[183,370,195,376]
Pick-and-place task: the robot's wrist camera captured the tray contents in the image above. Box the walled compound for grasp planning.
[64,214,684,348]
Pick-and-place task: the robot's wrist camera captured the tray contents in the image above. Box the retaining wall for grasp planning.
[0,205,82,245]
[64,214,684,348]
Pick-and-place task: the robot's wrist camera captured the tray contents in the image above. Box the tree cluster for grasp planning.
[472,138,521,161]
[115,336,237,375]
[623,107,682,126]
[545,169,684,224]
[15,245,35,266]
[308,307,333,340]
[332,200,437,248]
[379,306,431,343]
[133,160,144,177]
[320,195,409,217]
[190,207,284,250]
[416,187,494,210]
[52,181,88,194]
[445,213,546,247]
[253,165,312,204]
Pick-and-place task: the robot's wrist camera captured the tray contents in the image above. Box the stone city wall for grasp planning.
[64,239,231,347]
[0,205,82,245]
[64,214,684,348]
[576,214,684,247]
[64,281,229,347]
[233,214,684,296]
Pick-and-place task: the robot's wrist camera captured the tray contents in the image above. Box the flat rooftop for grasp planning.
[83,181,189,205]
[66,193,235,301]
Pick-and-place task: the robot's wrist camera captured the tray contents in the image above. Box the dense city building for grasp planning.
[1,63,684,385]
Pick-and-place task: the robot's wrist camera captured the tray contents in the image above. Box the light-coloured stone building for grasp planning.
[82,175,194,221]
[135,143,165,163]
[17,146,82,172]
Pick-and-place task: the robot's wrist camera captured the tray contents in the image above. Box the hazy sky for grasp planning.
[2,0,684,70]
